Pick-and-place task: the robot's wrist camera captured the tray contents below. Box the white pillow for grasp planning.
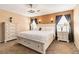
[41,27,54,31]
[41,27,46,31]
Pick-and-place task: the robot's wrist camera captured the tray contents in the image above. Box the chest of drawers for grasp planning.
[2,22,16,42]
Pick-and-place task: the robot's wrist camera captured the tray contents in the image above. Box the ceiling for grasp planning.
[0,4,77,17]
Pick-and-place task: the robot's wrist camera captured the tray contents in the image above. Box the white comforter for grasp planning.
[18,31,55,44]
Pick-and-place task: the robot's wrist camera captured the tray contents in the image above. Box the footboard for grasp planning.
[17,37,46,54]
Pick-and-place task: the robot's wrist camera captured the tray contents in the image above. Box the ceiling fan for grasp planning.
[27,4,40,14]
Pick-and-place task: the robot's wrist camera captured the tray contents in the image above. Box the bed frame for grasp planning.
[17,36,54,54]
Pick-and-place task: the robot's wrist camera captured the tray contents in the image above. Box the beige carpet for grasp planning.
[0,40,78,54]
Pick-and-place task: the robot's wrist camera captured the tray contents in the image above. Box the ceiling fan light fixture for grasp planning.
[27,4,40,14]
[28,10,35,13]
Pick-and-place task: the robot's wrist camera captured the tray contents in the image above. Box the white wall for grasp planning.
[74,5,79,49]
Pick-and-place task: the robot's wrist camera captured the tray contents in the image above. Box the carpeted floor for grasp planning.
[0,40,78,54]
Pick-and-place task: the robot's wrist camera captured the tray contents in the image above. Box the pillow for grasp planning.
[40,27,54,31]
[41,27,46,31]
[39,27,42,31]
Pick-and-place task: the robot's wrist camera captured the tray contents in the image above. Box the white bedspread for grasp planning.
[18,31,55,44]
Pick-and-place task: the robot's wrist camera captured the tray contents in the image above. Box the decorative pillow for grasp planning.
[39,27,42,31]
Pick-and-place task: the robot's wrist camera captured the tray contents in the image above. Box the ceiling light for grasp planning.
[27,4,40,14]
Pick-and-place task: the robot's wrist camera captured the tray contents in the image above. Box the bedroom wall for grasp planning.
[0,9,30,33]
[35,10,73,24]
[73,5,79,49]
[36,15,55,24]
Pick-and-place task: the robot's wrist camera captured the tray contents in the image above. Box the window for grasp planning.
[57,15,70,32]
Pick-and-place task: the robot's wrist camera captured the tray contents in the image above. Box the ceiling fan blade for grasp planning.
[25,4,40,14]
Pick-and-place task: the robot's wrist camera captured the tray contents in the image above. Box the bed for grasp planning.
[17,24,55,53]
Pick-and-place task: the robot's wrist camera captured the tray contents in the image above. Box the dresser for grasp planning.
[1,22,16,42]
[57,32,69,42]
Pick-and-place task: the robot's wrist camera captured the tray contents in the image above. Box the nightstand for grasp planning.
[57,32,69,42]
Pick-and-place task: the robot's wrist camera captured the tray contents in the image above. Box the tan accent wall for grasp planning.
[35,10,73,24]
[0,9,30,33]
[36,15,55,24]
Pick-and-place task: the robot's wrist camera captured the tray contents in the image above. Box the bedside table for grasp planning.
[57,32,69,42]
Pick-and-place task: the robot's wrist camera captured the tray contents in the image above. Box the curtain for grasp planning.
[30,18,38,30]
[64,14,71,32]
[56,15,62,25]
[35,18,38,24]
[64,14,74,42]
[55,15,62,39]
[31,20,37,30]
[31,18,38,24]
[65,14,71,23]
